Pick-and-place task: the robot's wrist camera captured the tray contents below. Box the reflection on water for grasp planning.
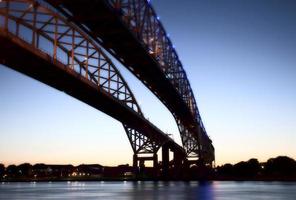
[0,181,296,199]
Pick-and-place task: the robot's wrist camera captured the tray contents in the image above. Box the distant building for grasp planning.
[32,164,74,178]
[75,164,103,177]
[103,164,134,178]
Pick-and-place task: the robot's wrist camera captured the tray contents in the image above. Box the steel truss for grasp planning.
[0,0,163,162]
[105,0,214,163]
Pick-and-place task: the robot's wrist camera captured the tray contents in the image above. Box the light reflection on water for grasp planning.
[0,181,295,200]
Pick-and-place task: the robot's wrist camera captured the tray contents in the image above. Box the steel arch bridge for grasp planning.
[0,0,214,177]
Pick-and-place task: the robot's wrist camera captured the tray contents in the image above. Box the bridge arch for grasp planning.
[0,0,184,169]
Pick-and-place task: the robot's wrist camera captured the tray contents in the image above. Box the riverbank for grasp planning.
[1,176,296,182]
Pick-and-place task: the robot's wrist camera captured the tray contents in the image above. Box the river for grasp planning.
[0,181,295,199]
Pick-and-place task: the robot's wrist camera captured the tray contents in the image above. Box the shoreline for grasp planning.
[1,178,296,182]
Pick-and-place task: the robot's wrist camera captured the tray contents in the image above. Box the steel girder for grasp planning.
[0,0,173,159]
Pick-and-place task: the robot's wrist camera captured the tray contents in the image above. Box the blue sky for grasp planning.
[0,0,295,166]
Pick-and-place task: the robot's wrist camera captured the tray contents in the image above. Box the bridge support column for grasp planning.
[153,153,158,177]
[139,159,145,173]
[133,154,138,168]
[133,153,159,178]
[173,151,183,178]
[162,143,169,179]
[153,153,158,168]
[133,154,140,176]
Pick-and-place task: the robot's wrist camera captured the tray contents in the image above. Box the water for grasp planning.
[0,181,295,199]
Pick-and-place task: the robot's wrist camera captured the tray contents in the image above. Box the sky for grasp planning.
[0,0,296,166]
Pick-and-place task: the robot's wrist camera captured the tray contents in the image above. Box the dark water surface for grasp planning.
[0,181,295,199]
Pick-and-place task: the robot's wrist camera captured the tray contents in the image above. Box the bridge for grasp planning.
[0,0,214,178]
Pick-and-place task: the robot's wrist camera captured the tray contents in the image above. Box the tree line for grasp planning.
[215,156,296,180]
[1,156,296,181]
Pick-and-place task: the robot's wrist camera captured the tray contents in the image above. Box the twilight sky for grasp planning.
[0,0,295,166]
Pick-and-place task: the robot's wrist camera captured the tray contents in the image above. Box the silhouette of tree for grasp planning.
[6,165,18,177]
[0,164,4,177]
[246,158,261,176]
[233,161,247,176]
[216,159,261,178]
[231,158,260,177]
[265,156,296,176]
[17,163,32,177]
[216,163,233,176]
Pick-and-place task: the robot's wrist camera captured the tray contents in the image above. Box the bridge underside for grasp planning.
[0,31,184,158]
[46,0,214,164]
